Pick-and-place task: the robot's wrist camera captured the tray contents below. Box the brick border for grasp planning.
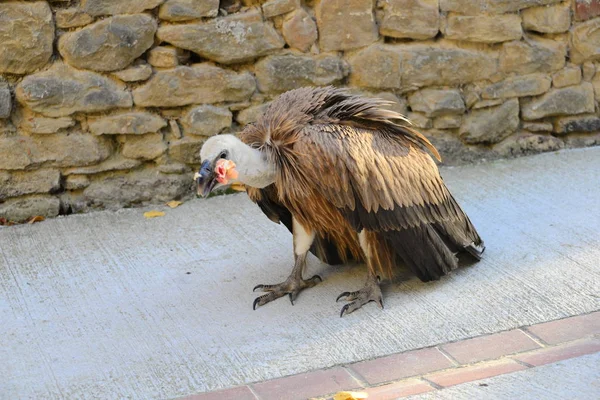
[182,311,600,400]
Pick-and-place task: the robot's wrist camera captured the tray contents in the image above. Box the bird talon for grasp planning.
[288,293,294,305]
[252,284,264,292]
[252,296,261,310]
[312,275,323,283]
[336,291,351,302]
[340,303,352,318]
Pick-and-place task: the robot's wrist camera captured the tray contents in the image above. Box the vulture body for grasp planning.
[197,86,484,316]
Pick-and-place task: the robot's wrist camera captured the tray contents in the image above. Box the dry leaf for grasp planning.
[333,391,368,400]
[166,200,182,208]
[28,215,45,224]
[144,210,165,219]
[0,217,15,226]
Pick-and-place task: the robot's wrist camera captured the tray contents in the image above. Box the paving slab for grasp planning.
[1,148,600,399]
[409,352,600,399]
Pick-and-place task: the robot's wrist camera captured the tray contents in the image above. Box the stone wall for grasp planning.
[1,0,599,222]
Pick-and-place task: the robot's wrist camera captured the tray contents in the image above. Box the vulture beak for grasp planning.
[195,160,217,197]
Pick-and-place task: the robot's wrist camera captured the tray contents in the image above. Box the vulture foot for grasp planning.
[337,275,383,317]
[252,274,322,310]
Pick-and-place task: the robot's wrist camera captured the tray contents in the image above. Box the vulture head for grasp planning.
[196,134,276,197]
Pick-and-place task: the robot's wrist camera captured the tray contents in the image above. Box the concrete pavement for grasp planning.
[1,147,600,399]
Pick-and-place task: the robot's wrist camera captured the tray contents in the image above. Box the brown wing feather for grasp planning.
[295,124,483,280]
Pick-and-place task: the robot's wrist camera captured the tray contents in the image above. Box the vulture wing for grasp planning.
[295,124,484,281]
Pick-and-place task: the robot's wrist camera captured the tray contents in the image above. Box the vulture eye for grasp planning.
[219,151,228,159]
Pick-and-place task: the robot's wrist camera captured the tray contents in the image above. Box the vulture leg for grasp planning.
[252,217,321,310]
[337,231,384,317]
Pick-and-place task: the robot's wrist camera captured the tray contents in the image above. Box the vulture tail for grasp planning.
[383,224,458,282]
[383,198,484,282]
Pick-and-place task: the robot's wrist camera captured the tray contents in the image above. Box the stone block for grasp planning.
[156,9,285,64]
[147,46,189,68]
[121,134,168,160]
[169,137,205,164]
[316,0,378,51]
[553,66,582,88]
[181,105,232,136]
[348,45,403,89]
[0,2,54,74]
[64,155,141,175]
[500,36,566,75]
[0,134,111,170]
[12,108,76,134]
[444,13,522,43]
[65,175,91,190]
[112,63,153,82]
[408,89,465,117]
[494,132,564,158]
[0,195,60,222]
[132,64,256,107]
[472,99,505,109]
[80,0,164,16]
[56,8,94,28]
[255,54,348,94]
[521,83,595,120]
[523,122,553,132]
[349,42,498,90]
[262,0,299,18]
[237,103,270,126]
[521,2,570,33]
[459,99,519,144]
[88,112,167,135]
[83,170,191,208]
[570,19,600,64]
[16,63,132,117]
[380,0,439,40]
[440,0,562,14]
[434,115,462,129]
[59,14,157,72]
[0,169,61,201]
[282,9,318,52]
[553,115,600,134]
[481,73,551,99]
[158,0,219,21]
[582,62,596,81]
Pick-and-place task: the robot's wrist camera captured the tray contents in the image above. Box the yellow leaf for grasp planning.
[166,200,183,208]
[230,183,246,192]
[28,215,45,224]
[144,211,165,219]
[333,391,368,400]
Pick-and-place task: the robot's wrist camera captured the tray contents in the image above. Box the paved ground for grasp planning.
[409,351,600,400]
[1,147,600,399]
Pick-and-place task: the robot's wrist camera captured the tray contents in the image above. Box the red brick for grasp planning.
[349,348,453,385]
[525,312,600,345]
[250,367,360,400]
[182,385,257,400]
[425,359,526,388]
[574,0,600,21]
[364,379,434,399]
[441,329,540,364]
[513,337,600,367]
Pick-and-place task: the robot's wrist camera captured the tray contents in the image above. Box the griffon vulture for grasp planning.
[197,86,484,316]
